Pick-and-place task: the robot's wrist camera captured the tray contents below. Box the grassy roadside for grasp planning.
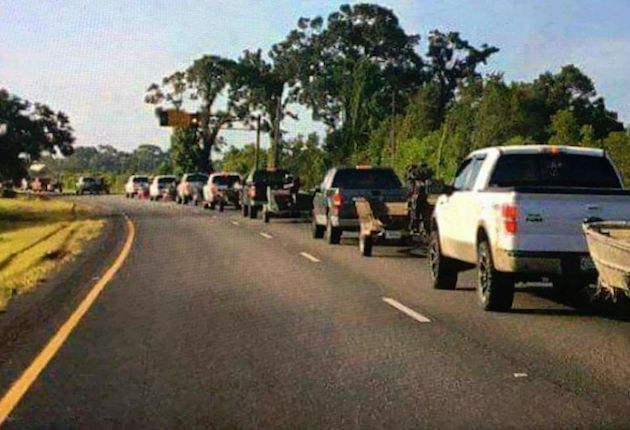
[0,196,104,311]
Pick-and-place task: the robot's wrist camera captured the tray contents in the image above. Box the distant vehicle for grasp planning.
[262,174,313,223]
[202,172,242,211]
[176,173,208,205]
[241,169,289,219]
[76,176,109,195]
[430,145,630,312]
[124,175,150,198]
[311,166,407,244]
[149,175,178,201]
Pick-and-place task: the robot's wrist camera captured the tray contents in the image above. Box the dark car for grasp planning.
[241,168,289,219]
[76,176,109,195]
[311,166,407,244]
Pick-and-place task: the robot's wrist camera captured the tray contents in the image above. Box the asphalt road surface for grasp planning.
[2,195,630,429]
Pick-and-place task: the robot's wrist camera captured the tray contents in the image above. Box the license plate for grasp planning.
[385,231,402,240]
[580,256,596,271]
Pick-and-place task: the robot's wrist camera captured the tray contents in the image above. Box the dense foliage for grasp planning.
[0,89,75,181]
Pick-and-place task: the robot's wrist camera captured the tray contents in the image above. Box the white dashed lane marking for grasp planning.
[300,252,321,263]
[260,232,273,239]
[382,297,431,323]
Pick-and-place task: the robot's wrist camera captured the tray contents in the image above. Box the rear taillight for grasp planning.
[501,204,518,234]
[332,192,343,207]
[211,185,218,193]
[248,186,256,198]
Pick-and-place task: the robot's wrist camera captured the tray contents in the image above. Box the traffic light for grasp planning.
[155,109,200,128]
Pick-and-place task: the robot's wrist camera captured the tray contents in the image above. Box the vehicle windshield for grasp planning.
[252,170,289,184]
[332,168,402,189]
[186,174,208,183]
[212,175,240,186]
[489,153,622,188]
[133,177,149,183]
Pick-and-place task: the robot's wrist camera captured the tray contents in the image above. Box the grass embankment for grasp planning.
[0,196,104,310]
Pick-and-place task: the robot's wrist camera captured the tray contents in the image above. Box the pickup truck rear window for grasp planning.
[252,170,289,184]
[158,177,176,185]
[489,154,621,188]
[332,168,402,190]
[212,175,240,186]
[186,174,208,183]
[133,177,149,183]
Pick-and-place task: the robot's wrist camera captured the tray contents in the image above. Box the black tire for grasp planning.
[312,216,325,239]
[219,201,225,212]
[477,239,514,311]
[249,205,258,219]
[242,203,249,217]
[326,218,342,245]
[210,202,216,210]
[360,234,373,257]
[263,209,270,223]
[429,228,458,290]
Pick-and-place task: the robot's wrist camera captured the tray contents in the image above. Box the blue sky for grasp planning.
[2,0,630,153]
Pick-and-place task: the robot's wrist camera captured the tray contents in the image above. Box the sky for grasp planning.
[2,0,630,153]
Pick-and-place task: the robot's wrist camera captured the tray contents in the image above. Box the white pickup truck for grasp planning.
[430,145,630,311]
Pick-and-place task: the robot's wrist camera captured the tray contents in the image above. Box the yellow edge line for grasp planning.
[0,215,136,425]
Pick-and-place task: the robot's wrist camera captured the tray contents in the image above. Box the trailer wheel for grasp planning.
[312,217,325,239]
[429,228,458,290]
[326,218,341,245]
[477,238,514,311]
[360,234,373,257]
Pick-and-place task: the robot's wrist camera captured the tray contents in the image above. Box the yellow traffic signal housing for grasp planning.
[156,109,199,128]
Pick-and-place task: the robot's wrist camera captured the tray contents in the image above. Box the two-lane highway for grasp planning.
[2,195,630,429]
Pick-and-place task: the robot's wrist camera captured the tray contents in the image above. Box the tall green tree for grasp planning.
[425,30,499,121]
[0,89,75,181]
[284,4,424,163]
[145,56,238,172]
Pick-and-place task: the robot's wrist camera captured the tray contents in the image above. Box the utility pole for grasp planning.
[273,96,282,169]
[254,115,261,170]
[390,90,396,162]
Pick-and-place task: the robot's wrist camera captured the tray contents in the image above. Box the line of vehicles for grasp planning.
[124,145,630,313]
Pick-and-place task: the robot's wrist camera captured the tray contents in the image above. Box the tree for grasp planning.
[425,30,499,121]
[603,131,630,185]
[145,56,238,172]
[548,109,580,146]
[0,88,75,181]
[169,127,204,175]
[230,49,298,169]
[285,4,424,163]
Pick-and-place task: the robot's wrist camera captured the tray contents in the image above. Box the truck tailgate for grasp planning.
[513,192,630,252]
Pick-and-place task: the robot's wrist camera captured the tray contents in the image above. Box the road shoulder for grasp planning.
[0,213,128,394]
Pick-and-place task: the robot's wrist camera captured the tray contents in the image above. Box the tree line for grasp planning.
[145,3,628,183]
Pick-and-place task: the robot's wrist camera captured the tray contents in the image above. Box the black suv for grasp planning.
[312,167,406,244]
[76,176,109,195]
[241,169,289,219]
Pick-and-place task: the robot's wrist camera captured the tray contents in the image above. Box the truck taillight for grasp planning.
[248,186,256,198]
[211,184,218,193]
[501,204,518,234]
[332,192,343,207]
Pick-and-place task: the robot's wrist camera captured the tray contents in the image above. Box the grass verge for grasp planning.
[0,196,105,310]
